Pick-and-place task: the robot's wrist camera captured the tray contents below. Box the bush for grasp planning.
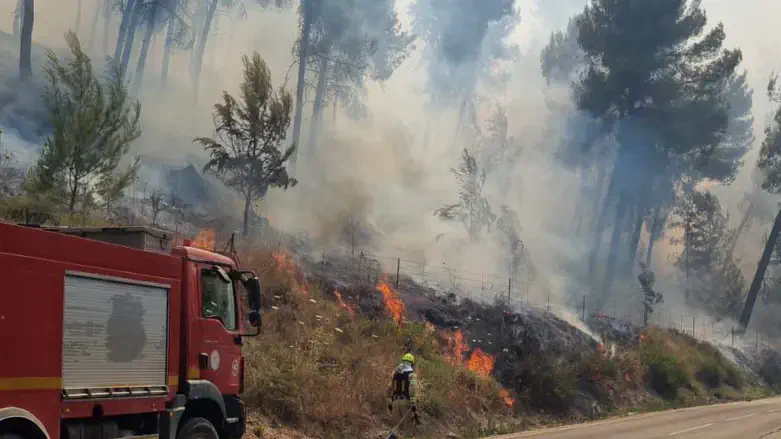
[647,354,689,399]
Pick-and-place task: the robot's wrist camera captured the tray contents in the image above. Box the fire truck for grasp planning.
[0,223,262,439]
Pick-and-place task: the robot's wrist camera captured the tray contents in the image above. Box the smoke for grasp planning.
[2,0,781,335]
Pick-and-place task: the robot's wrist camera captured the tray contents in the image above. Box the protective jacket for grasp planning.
[389,362,417,404]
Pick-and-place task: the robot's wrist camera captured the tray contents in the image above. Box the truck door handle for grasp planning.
[198,353,208,370]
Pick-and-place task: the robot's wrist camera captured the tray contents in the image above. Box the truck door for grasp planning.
[197,265,241,395]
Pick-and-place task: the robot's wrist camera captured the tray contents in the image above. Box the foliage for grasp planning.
[409,0,519,106]
[195,53,296,236]
[757,77,781,194]
[495,205,531,280]
[669,190,745,316]
[540,17,583,84]
[435,148,496,242]
[144,189,167,226]
[0,146,21,199]
[566,0,745,296]
[637,263,663,319]
[94,155,139,217]
[298,0,415,124]
[27,31,141,217]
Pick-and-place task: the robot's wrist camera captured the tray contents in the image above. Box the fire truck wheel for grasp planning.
[177,417,219,439]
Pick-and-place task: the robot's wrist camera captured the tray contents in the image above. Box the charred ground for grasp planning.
[235,243,780,439]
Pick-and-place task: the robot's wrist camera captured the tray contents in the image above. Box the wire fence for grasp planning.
[272,240,767,352]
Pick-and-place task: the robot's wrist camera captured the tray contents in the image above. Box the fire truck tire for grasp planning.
[177,418,219,439]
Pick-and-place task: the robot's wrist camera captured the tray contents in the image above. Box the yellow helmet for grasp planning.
[402,353,415,364]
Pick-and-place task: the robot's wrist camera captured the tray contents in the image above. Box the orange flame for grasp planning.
[439,329,514,407]
[441,329,467,367]
[466,348,495,379]
[271,249,310,296]
[192,228,216,251]
[376,278,406,325]
[334,289,356,317]
[499,388,515,408]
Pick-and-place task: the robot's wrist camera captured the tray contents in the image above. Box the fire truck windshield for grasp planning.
[201,267,238,330]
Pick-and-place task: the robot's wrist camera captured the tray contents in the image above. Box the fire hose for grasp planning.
[385,407,421,439]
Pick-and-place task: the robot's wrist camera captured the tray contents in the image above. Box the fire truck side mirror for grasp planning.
[248,310,261,328]
[246,277,262,331]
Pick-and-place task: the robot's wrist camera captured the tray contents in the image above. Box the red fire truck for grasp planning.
[0,223,262,439]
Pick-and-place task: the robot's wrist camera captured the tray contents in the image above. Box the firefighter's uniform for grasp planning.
[388,353,418,438]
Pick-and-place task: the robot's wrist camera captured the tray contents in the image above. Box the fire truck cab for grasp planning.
[0,223,261,439]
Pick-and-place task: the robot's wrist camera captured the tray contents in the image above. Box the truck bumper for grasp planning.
[223,396,246,439]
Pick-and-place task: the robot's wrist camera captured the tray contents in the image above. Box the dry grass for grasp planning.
[241,250,518,439]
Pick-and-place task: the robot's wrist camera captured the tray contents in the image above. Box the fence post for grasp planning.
[507,277,512,303]
[395,258,401,289]
[582,295,586,321]
[692,316,695,338]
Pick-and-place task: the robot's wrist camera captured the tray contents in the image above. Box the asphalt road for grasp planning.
[486,397,781,439]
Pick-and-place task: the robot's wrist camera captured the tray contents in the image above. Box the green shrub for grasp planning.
[645,353,689,399]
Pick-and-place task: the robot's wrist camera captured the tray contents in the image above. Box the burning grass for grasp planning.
[376,277,406,325]
[241,250,519,439]
[239,249,773,438]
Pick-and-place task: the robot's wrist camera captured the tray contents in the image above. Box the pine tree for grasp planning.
[195,53,297,237]
[29,32,141,218]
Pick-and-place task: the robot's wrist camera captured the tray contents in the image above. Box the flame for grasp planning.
[439,329,514,407]
[499,388,515,408]
[376,278,406,325]
[192,228,216,251]
[334,289,356,317]
[441,329,467,367]
[271,249,310,296]
[466,348,495,379]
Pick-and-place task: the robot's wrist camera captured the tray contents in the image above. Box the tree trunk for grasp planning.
[75,0,83,34]
[626,203,645,273]
[88,0,102,52]
[242,192,252,237]
[645,206,666,266]
[602,194,627,302]
[723,202,753,273]
[587,168,616,275]
[18,0,33,81]
[68,182,79,217]
[738,206,781,331]
[308,56,329,153]
[572,168,591,235]
[192,0,218,104]
[119,0,144,77]
[290,0,314,173]
[161,11,176,87]
[114,0,136,65]
[133,0,160,93]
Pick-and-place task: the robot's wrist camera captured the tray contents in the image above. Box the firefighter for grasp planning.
[388,353,418,438]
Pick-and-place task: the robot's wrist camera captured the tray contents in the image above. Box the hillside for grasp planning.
[238,245,778,439]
